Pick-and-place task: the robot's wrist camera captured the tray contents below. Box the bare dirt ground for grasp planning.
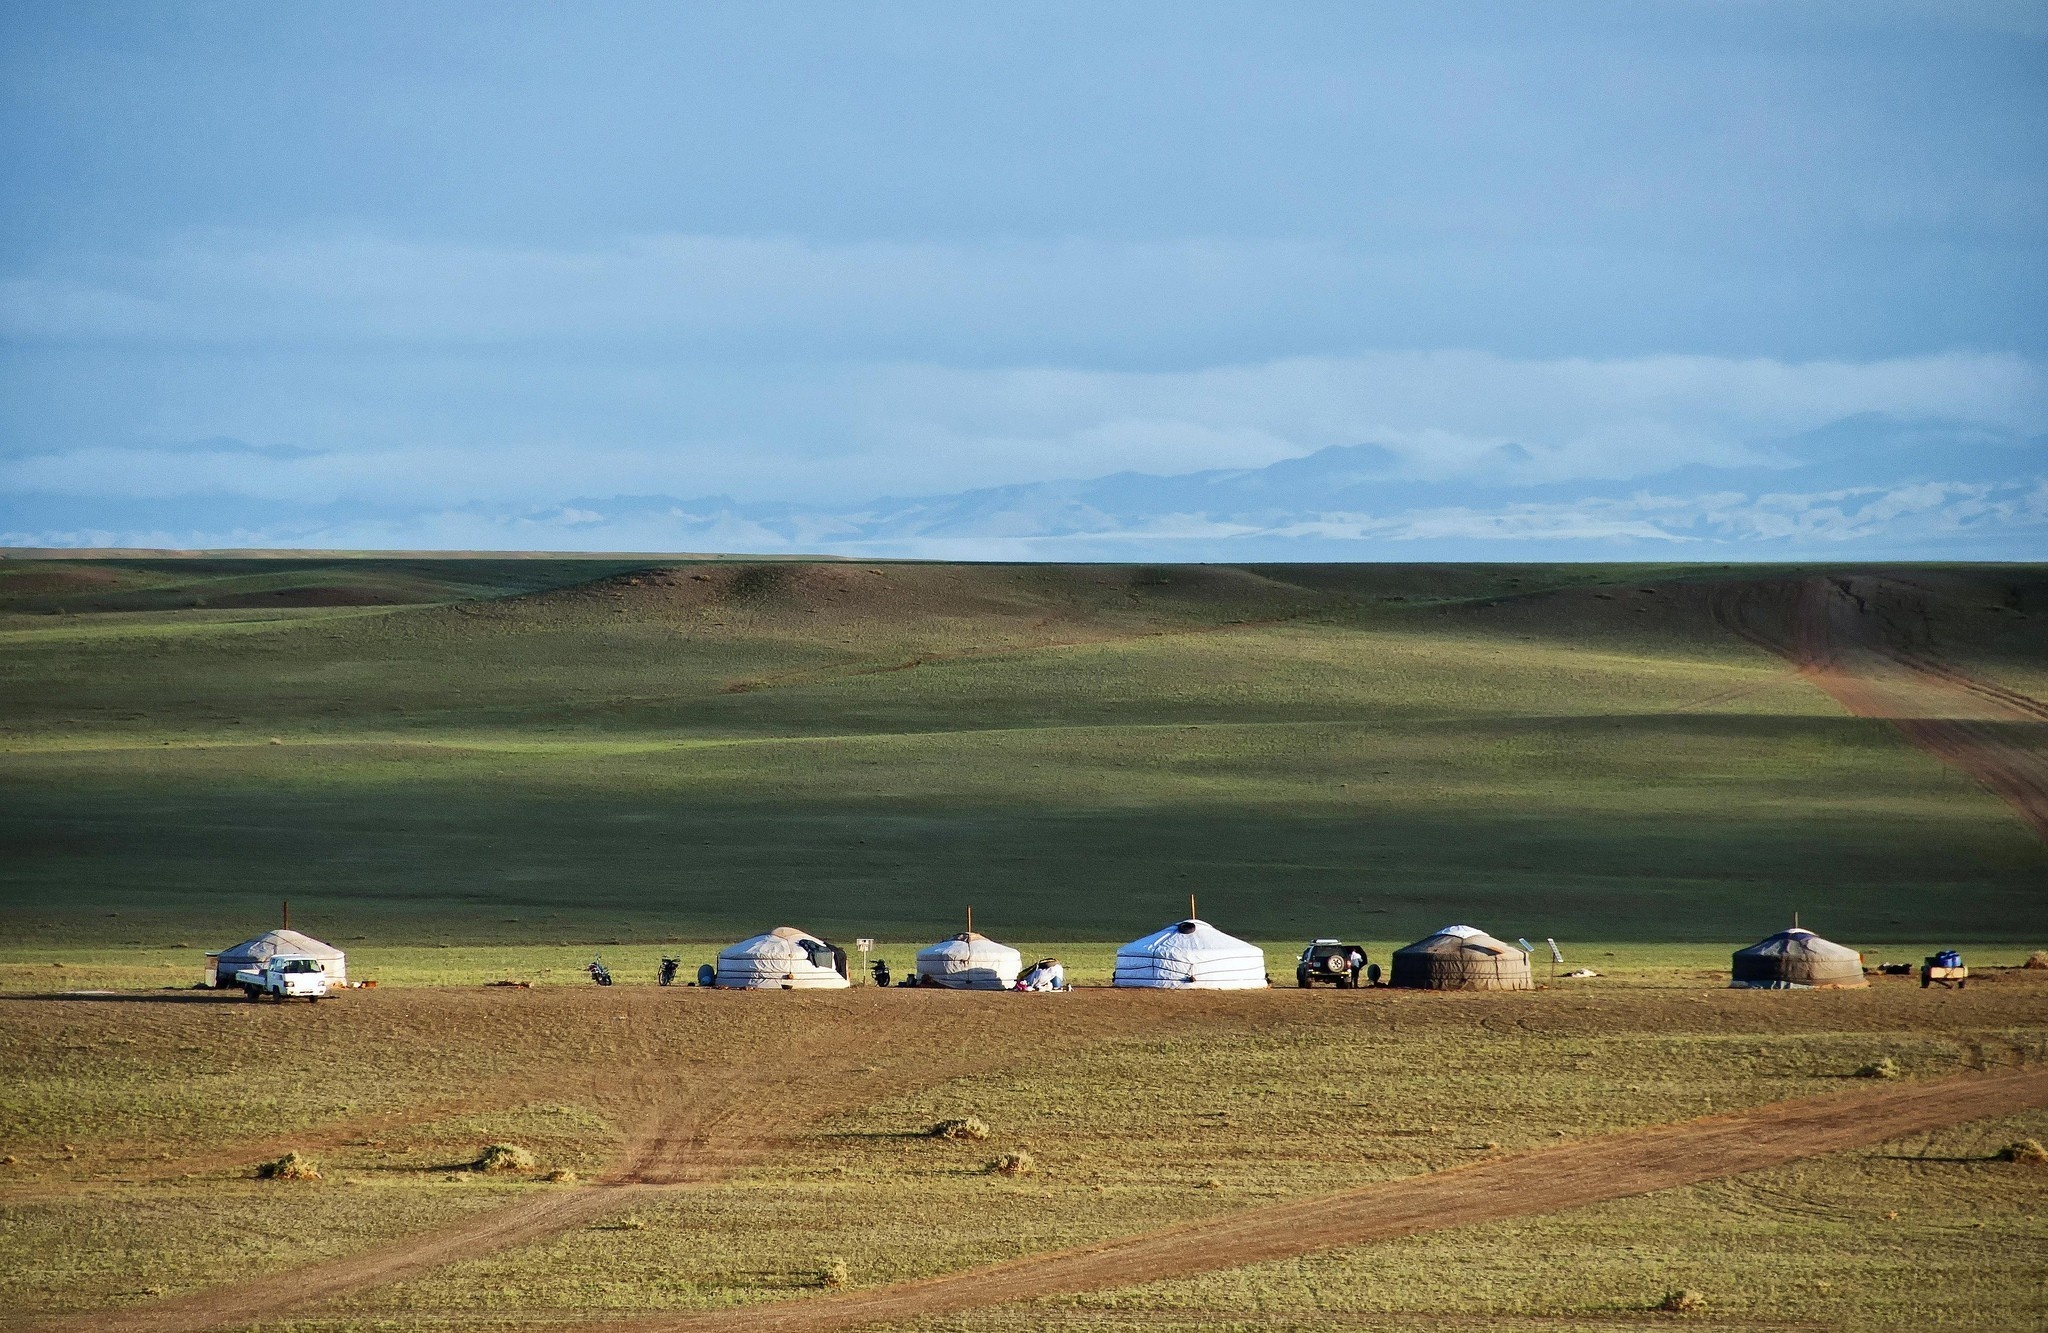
[24,1004,919,1333]
[13,982,2047,1333]
[1713,576,2048,841]
[617,1064,2048,1333]
[19,993,1234,1333]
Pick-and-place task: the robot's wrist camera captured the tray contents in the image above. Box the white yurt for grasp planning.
[714,926,850,989]
[207,929,347,988]
[1114,918,1267,989]
[914,931,1023,989]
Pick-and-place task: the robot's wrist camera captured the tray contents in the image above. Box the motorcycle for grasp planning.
[657,956,680,987]
[586,955,614,986]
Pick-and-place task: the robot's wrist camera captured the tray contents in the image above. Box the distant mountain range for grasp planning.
[6,413,2044,559]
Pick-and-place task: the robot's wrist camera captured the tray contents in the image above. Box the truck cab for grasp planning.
[235,954,331,1002]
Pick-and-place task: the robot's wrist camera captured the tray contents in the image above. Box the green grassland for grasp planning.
[3,557,2045,958]
[3,555,2047,1330]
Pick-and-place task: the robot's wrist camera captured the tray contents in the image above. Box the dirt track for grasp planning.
[26,995,1240,1333]
[615,1064,2048,1333]
[29,1005,931,1333]
[1713,576,2048,841]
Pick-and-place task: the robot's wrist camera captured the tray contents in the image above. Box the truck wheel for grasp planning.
[1296,970,1310,989]
[243,985,258,1000]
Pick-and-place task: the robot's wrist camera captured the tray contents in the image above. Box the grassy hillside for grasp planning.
[2,557,2044,953]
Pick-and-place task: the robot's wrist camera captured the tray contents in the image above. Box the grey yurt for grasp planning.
[208,929,347,988]
[1730,927,1866,989]
[1389,925,1531,991]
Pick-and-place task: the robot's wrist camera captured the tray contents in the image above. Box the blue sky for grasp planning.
[2,0,2043,556]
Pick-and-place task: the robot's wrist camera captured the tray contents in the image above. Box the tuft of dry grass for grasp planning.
[988,1150,1035,1177]
[255,1151,321,1181]
[1997,1138,2047,1165]
[472,1143,538,1173]
[1853,1057,1902,1080]
[2024,951,2048,970]
[819,1256,850,1288]
[546,1168,579,1183]
[1659,1288,1707,1313]
[931,1116,991,1142]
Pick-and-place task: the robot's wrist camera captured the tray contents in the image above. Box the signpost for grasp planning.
[855,938,875,984]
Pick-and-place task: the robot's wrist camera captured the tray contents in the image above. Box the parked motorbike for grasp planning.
[657,956,680,986]
[586,955,614,986]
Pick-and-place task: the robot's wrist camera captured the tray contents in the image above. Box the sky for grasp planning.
[1,0,2044,557]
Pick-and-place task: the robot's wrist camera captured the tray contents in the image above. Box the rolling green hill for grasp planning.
[3,557,2043,952]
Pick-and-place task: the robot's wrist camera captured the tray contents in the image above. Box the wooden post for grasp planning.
[283,900,289,930]
[966,905,973,935]
[1188,893,1197,922]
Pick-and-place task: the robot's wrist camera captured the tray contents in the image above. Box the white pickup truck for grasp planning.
[235,954,332,1002]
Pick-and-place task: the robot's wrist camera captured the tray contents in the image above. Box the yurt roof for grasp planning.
[1396,925,1518,956]
[1735,928,1860,960]
[1118,918,1260,958]
[722,927,829,959]
[214,928,344,962]
[917,931,1020,956]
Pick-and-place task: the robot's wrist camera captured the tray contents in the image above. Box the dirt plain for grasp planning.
[6,976,2047,1331]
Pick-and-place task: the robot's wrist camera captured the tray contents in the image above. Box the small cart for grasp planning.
[1920,951,1967,990]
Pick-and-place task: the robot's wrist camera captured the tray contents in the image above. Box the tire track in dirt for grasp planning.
[611,1064,2048,1333]
[28,997,1214,1333]
[23,1010,918,1333]
[1711,578,2048,842]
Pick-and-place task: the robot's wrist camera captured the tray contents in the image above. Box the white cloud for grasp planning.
[3,348,2039,509]
[0,230,1354,351]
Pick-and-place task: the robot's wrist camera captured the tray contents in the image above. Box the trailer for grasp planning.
[1920,951,1967,990]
